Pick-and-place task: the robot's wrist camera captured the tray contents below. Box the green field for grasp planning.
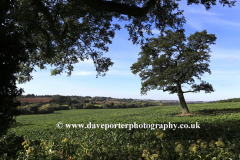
[3,102,240,159]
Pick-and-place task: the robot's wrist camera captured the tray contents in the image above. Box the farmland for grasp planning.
[2,102,240,159]
[17,97,52,103]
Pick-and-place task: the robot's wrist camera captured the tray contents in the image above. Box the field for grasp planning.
[17,97,52,103]
[3,102,240,159]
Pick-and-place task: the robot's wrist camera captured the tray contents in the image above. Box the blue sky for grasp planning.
[17,1,240,101]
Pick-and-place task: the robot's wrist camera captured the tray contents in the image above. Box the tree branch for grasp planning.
[32,0,68,43]
[182,90,196,93]
[80,0,158,17]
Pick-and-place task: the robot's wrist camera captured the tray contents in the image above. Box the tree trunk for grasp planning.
[177,83,190,114]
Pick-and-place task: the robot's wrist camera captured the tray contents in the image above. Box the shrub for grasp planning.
[114,104,121,108]
[20,101,29,106]
[121,103,127,108]
[71,103,83,109]
[110,102,114,107]
[38,104,54,113]
[29,105,39,112]
[102,103,112,109]
[67,100,79,106]
[17,106,29,114]
[83,100,89,103]
[59,106,70,110]
[0,132,25,159]
[83,103,98,109]
[50,103,60,110]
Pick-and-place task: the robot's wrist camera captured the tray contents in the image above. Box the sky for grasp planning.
[16,1,240,102]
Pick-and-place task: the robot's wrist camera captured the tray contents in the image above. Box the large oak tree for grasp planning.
[130,29,217,114]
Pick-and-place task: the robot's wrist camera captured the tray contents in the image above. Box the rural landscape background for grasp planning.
[16,0,240,102]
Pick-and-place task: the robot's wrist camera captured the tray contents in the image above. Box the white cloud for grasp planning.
[186,9,224,16]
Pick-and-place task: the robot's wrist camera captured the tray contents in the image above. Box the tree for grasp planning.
[130,29,216,114]
[0,0,30,137]
[110,102,114,107]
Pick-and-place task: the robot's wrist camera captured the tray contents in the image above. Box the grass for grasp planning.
[3,102,240,159]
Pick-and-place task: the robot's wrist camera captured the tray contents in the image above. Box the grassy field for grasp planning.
[4,102,240,159]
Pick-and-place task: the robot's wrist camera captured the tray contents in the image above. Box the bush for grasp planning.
[50,103,60,111]
[38,104,54,113]
[29,105,39,112]
[20,101,29,106]
[83,100,89,103]
[17,106,29,114]
[126,103,136,108]
[110,102,114,107]
[71,103,83,109]
[59,106,70,110]
[113,104,121,108]
[83,103,98,109]
[0,132,25,159]
[113,103,127,108]
[67,100,79,106]
[102,103,112,109]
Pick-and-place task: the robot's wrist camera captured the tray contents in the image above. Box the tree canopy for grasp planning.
[5,0,235,83]
[130,29,217,114]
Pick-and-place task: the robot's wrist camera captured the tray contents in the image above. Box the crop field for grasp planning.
[3,102,240,159]
[17,97,52,103]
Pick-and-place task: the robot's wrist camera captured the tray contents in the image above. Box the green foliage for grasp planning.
[0,0,29,137]
[0,132,25,159]
[130,29,216,96]
[50,95,71,104]
[218,98,240,103]
[20,101,30,106]
[83,103,99,109]
[102,103,112,109]
[110,102,114,107]
[83,100,89,103]
[29,105,39,112]
[38,104,54,113]
[71,103,84,109]
[68,100,79,106]
[126,103,136,108]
